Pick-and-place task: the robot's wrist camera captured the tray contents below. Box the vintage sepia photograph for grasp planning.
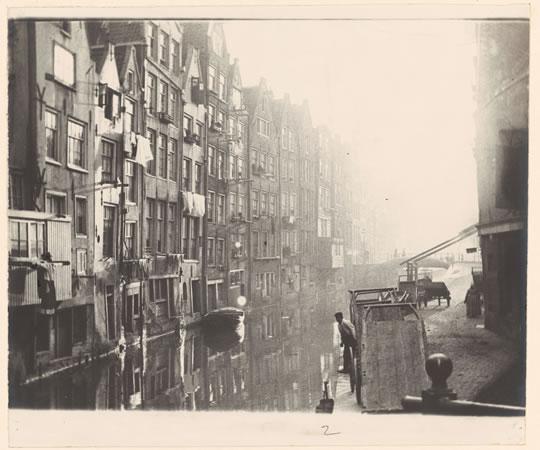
[4,2,530,447]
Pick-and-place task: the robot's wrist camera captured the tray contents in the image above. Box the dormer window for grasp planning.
[104,88,121,120]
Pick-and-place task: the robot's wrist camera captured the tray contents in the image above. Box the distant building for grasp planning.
[473,21,528,341]
[243,78,282,410]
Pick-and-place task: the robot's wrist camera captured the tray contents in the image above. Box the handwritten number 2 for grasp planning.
[321,425,340,436]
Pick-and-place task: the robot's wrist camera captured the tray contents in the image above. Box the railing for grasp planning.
[159,112,174,124]
[401,353,525,416]
[148,254,183,277]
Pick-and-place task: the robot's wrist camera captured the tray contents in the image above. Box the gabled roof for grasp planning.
[182,44,202,90]
[97,44,121,89]
[243,78,273,123]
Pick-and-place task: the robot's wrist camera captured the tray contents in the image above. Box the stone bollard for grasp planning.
[402,353,525,415]
[421,353,458,408]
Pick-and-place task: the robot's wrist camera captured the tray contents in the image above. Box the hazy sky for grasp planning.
[225,20,479,257]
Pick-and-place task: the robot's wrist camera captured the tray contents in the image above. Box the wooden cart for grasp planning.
[348,290,428,411]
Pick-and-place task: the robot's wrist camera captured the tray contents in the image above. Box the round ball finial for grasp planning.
[425,353,453,389]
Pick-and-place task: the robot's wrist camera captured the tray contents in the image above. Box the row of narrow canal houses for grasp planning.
[8,20,363,410]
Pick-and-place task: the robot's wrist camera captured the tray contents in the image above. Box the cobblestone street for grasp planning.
[422,300,521,403]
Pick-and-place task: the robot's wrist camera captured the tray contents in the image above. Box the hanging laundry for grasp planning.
[192,193,206,217]
[182,191,195,215]
[124,130,137,157]
[134,134,153,166]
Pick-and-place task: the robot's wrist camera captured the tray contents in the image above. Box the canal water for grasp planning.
[10,302,340,412]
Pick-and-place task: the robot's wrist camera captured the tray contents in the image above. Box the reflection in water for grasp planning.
[10,301,338,412]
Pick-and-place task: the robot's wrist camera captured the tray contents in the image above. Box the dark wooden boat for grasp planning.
[201,307,245,352]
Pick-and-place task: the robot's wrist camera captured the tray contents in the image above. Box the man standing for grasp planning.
[335,312,356,373]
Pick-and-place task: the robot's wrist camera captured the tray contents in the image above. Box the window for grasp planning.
[170,89,177,121]
[260,153,266,172]
[101,140,115,183]
[290,192,297,215]
[147,129,156,175]
[228,117,236,136]
[103,205,115,257]
[289,130,294,150]
[146,73,157,113]
[229,155,236,179]
[268,156,274,176]
[159,81,168,114]
[252,190,259,217]
[158,134,167,178]
[217,239,225,265]
[262,231,268,257]
[208,146,216,176]
[232,87,242,109]
[75,197,87,236]
[183,158,192,191]
[125,161,136,203]
[208,104,216,125]
[125,98,136,132]
[269,194,276,216]
[9,173,24,210]
[172,39,180,73]
[282,128,288,149]
[229,192,237,216]
[251,148,258,168]
[288,160,295,181]
[168,138,178,181]
[208,191,215,222]
[67,119,86,168]
[280,192,286,215]
[125,292,140,333]
[209,66,217,92]
[45,110,58,160]
[125,222,136,259]
[104,88,121,120]
[217,111,225,127]
[181,215,189,256]
[218,73,226,101]
[183,115,193,135]
[157,201,166,252]
[159,31,170,67]
[257,118,269,137]
[182,216,199,260]
[237,159,244,179]
[195,163,203,194]
[9,220,44,258]
[145,199,155,252]
[148,23,158,59]
[260,192,268,216]
[208,238,215,266]
[53,43,75,86]
[217,195,225,224]
[168,204,176,252]
[45,192,66,215]
[191,218,200,259]
[217,151,225,179]
[238,195,245,217]
[196,122,203,142]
